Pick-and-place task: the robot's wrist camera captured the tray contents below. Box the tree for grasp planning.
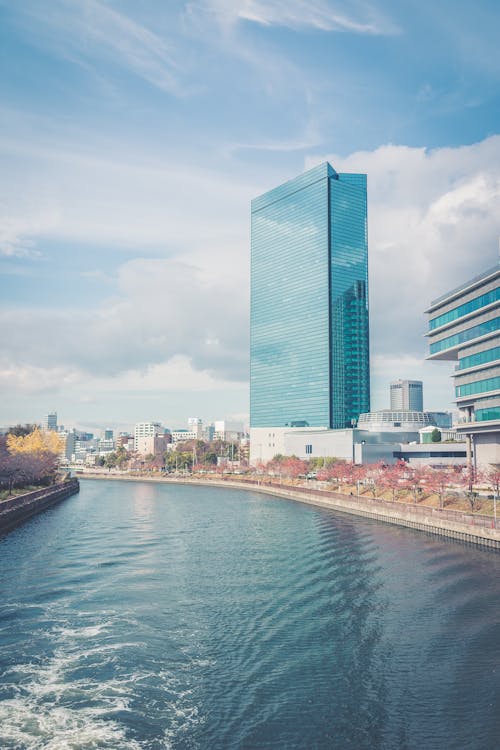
[0,449,58,493]
[430,428,442,443]
[364,462,386,499]
[401,465,427,504]
[7,424,38,437]
[459,467,484,513]
[379,461,407,503]
[7,426,63,456]
[484,468,500,525]
[104,453,118,470]
[425,467,453,510]
[281,456,308,479]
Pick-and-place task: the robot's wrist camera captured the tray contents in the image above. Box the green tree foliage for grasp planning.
[431,428,441,443]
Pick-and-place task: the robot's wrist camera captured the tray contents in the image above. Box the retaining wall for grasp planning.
[0,479,80,535]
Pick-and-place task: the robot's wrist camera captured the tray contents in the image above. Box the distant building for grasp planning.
[214,420,245,442]
[187,418,203,440]
[104,429,114,441]
[42,412,57,432]
[116,433,134,451]
[390,380,423,411]
[59,430,75,462]
[171,429,200,444]
[427,263,500,467]
[136,434,170,457]
[204,423,215,441]
[134,422,163,454]
[425,411,453,429]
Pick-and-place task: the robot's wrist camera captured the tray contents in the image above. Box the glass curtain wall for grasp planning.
[250,163,370,429]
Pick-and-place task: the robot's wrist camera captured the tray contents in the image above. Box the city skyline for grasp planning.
[1,1,500,427]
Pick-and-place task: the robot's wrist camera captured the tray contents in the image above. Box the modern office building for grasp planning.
[42,412,58,432]
[250,162,369,460]
[390,379,423,411]
[426,263,500,467]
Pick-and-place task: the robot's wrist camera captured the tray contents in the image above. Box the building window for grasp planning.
[305,444,313,454]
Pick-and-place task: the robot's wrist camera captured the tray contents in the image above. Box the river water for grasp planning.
[0,479,499,749]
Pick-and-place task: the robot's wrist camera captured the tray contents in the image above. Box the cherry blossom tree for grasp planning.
[484,468,500,525]
[424,467,454,510]
[379,461,408,503]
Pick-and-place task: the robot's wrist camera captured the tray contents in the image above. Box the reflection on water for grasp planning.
[0,479,499,749]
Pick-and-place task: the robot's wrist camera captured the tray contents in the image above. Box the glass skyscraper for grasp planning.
[250,162,370,430]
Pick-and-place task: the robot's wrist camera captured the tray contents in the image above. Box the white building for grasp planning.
[214,420,245,442]
[187,418,204,439]
[390,380,424,411]
[171,429,199,444]
[250,427,467,468]
[134,422,163,454]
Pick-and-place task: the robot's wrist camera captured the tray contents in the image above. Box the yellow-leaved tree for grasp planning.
[7,427,64,455]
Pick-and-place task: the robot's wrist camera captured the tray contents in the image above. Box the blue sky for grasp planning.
[1,0,500,433]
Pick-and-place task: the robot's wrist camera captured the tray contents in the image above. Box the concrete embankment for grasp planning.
[0,478,80,535]
[79,473,500,551]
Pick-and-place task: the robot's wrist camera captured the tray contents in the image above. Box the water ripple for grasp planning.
[1,479,500,749]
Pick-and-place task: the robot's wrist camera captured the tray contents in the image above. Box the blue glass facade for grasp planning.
[429,316,500,355]
[250,163,369,429]
[476,406,500,422]
[458,345,500,370]
[429,287,500,330]
[456,375,500,398]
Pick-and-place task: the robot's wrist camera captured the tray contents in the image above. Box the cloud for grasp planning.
[194,0,399,35]
[306,137,500,391]
[0,123,256,253]
[0,256,249,390]
[227,120,322,154]
[0,211,60,258]
[2,133,500,415]
[9,0,186,95]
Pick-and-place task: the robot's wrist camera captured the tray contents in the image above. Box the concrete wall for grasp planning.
[0,479,80,534]
[474,433,500,467]
[250,427,327,463]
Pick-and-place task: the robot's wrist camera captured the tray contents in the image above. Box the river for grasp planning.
[0,478,499,749]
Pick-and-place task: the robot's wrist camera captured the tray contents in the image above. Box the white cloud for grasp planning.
[195,0,399,35]
[0,127,255,255]
[0,255,249,388]
[11,0,186,95]
[2,133,500,415]
[306,137,500,387]
[0,211,60,258]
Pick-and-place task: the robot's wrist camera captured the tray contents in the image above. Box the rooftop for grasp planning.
[427,263,500,312]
